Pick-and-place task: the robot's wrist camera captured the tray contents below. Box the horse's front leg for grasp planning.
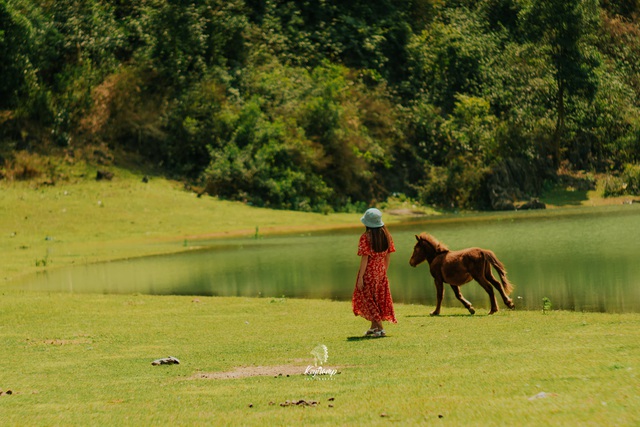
[430,279,445,316]
[451,285,475,315]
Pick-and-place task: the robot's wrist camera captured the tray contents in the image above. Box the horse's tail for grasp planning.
[485,251,514,295]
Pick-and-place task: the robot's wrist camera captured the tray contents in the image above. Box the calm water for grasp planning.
[14,205,640,312]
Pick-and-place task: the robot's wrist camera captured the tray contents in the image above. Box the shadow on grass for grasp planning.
[346,335,387,342]
[405,313,481,318]
[543,175,596,207]
[543,188,589,206]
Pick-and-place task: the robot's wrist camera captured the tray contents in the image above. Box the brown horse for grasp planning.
[409,233,515,315]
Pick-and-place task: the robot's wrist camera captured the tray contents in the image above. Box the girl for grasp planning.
[352,208,397,337]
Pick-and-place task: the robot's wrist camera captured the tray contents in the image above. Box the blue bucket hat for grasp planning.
[361,208,384,228]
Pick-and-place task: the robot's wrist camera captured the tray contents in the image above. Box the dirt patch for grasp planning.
[194,365,308,379]
[45,339,91,346]
[27,338,92,346]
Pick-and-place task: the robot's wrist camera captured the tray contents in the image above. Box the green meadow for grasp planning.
[0,294,638,426]
[1,171,639,426]
[0,166,364,283]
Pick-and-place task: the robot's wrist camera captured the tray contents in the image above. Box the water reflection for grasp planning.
[14,205,640,313]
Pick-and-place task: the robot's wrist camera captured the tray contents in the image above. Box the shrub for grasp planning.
[201,60,399,211]
[603,175,626,197]
[603,163,640,197]
[1,151,48,181]
[622,163,640,194]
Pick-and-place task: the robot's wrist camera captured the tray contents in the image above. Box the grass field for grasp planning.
[2,166,639,425]
[0,294,638,426]
[0,166,368,283]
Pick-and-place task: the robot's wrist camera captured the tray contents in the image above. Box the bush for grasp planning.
[408,94,498,209]
[416,160,491,209]
[603,164,640,197]
[203,95,334,210]
[201,60,399,211]
[0,151,50,181]
[603,174,627,197]
[622,163,640,194]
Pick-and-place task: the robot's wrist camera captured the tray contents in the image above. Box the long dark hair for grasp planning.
[367,225,391,253]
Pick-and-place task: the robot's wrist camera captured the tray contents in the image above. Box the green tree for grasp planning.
[600,0,640,19]
[0,0,34,109]
[406,8,500,113]
[141,0,247,89]
[202,60,398,210]
[522,0,600,168]
[413,95,498,208]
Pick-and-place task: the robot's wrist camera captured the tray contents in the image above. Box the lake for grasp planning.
[14,204,640,313]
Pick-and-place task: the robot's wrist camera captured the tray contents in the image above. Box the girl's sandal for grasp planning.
[373,329,386,337]
[365,328,377,336]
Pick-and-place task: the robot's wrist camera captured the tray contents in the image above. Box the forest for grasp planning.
[1,0,640,211]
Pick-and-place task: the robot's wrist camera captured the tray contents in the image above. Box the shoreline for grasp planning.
[3,174,639,285]
[6,202,639,285]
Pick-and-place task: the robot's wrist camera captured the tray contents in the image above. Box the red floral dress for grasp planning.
[352,232,397,323]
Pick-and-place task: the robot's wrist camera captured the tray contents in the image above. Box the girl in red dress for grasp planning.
[352,208,397,337]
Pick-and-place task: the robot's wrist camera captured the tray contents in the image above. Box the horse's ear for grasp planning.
[415,234,420,241]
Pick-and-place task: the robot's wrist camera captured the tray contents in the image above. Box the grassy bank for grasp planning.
[1,165,633,284]
[0,167,372,282]
[0,293,638,426]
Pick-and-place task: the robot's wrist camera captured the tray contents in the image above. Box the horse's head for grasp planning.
[409,233,449,267]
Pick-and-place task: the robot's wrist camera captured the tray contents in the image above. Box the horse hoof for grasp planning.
[468,308,475,315]
[488,310,498,315]
[429,312,440,316]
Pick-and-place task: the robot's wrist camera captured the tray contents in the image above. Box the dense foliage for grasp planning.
[1,0,639,210]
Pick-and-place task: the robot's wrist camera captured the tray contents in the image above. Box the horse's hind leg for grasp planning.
[475,277,499,314]
[485,265,515,309]
[450,285,475,315]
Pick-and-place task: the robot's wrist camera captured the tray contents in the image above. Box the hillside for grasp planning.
[2,0,640,211]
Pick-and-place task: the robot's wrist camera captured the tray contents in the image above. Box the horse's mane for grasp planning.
[419,232,449,253]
